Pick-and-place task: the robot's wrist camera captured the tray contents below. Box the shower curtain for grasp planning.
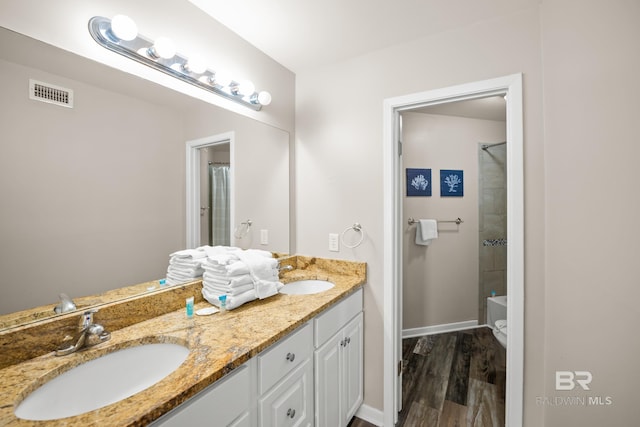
[209,165,230,246]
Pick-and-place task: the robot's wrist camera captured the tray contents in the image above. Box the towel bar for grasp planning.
[407,217,463,226]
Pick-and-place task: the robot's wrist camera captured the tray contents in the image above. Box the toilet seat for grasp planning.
[493,319,507,348]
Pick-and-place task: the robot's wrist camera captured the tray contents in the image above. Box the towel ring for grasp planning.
[341,223,364,248]
[234,219,252,239]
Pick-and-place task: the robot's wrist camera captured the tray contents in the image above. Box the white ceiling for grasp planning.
[189,0,539,73]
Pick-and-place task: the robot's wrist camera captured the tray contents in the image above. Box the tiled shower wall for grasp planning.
[478,144,507,324]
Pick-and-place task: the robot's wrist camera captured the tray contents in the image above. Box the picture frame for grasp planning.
[406,168,431,196]
[440,169,464,197]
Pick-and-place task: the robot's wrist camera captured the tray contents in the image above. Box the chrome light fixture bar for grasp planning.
[88,16,271,111]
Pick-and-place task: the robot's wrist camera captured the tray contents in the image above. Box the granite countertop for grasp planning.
[0,256,366,426]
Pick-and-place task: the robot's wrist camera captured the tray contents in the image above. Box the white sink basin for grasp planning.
[15,342,189,421]
[280,279,335,295]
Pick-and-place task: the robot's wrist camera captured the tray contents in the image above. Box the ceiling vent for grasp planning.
[29,79,74,108]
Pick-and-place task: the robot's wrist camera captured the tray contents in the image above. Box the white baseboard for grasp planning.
[402,320,479,338]
[355,404,384,426]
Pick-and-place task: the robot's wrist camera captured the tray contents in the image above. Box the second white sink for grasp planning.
[15,342,189,421]
[280,280,335,295]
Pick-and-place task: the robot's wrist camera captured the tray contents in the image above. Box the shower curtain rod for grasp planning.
[208,161,230,166]
[481,141,506,150]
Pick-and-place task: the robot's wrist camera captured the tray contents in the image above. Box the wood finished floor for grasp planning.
[349,327,506,427]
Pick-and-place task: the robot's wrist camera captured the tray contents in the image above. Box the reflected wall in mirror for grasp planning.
[0,27,290,324]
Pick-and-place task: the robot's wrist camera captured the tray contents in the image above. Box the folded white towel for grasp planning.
[202,288,256,310]
[169,248,207,259]
[202,273,254,288]
[167,265,204,276]
[415,219,438,246]
[169,258,202,268]
[203,283,254,296]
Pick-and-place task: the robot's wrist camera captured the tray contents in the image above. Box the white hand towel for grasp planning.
[254,280,283,299]
[415,219,438,246]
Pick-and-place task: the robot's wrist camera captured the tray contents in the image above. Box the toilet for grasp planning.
[487,295,507,348]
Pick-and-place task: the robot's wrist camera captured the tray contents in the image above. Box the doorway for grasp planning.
[383,74,524,426]
[397,96,507,425]
[199,144,231,246]
[186,132,235,248]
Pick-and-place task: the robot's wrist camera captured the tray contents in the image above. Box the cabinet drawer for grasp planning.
[259,358,313,427]
[258,322,312,395]
[314,288,362,348]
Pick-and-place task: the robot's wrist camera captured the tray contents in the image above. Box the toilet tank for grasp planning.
[487,295,507,327]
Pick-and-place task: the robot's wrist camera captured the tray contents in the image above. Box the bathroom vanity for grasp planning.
[0,256,365,426]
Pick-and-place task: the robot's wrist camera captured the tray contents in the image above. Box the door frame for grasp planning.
[382,74,524,426]
[186,131,235,248]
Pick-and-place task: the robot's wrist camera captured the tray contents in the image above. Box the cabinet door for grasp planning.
[342,312,363,423]
[259,358,313,427]
[314,332,343,427]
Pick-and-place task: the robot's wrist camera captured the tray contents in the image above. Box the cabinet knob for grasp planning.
[286,352,295,362]
[346,337,351,345]
[287,408,296,418]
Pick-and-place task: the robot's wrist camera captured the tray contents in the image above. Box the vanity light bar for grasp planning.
[88,16,271,111]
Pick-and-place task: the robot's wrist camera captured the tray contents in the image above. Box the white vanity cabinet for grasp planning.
[314,289,364,427]
[151,288,363,427]
[152,362,251,427]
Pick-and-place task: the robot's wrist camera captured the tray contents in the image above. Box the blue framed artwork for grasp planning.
[440,169,464,197]
[406,168,431,196]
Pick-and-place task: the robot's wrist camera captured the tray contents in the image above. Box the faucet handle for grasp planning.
[79,309,99,329]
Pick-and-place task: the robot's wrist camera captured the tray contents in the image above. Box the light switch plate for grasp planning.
[329,233,339,252]
[260,229,268,245]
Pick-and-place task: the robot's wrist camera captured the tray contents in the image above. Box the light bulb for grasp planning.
[148,37,176,59]
[109,15,138,41]
[183,56,207,74]
[237,80,255,96]
[257,91,272,106]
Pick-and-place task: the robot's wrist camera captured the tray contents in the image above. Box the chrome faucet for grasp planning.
[56,309,111,356]
[53,293,76,314]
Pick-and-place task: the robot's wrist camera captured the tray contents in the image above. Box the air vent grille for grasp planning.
[29,79,74,108]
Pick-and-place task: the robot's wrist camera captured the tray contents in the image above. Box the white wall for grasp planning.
[402,112,506,330]
[541,1,640,425]
[296,6,545,421]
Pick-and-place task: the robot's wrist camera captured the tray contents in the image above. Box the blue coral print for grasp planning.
[440,169,464,197]
[406,168,431,196]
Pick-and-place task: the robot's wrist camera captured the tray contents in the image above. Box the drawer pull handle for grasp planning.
[287,408,296,418]
[286,352,295,362]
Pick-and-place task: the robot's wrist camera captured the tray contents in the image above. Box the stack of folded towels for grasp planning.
[200,246,283,310]
[166,248,207,286]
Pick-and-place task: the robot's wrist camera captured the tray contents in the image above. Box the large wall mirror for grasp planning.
[0,27,290,326]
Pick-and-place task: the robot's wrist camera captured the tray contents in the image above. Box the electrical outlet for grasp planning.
[329,233,340,252]
[260,229,269,245]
